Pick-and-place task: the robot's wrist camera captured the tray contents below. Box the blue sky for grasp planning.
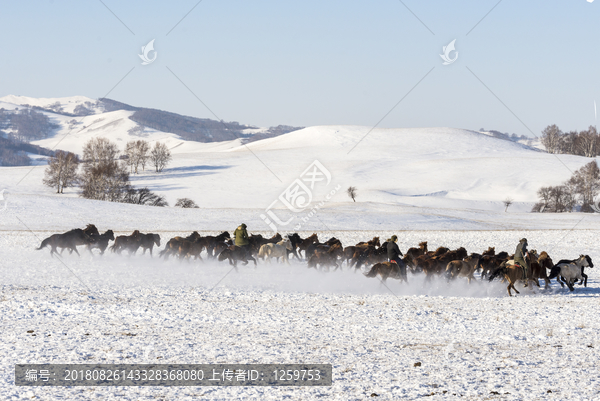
[1,0,599,136]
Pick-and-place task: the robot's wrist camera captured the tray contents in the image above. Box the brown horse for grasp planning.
[218,245,257,269]
[139,233,161,256]
[528,251,552,289]
[481,247,495,257]
[415,247,467,283]
[37,229,95,256]
[488,261,537,296]
[111,230,142,255]
[356,237,381,248]
[431,246,450,257]
[297,233,319,258]
[365,261,408,283]
[354,246,387,270]
[445,255,479,284]
[308,243,343,271]
[159,232,201,259]
[406,241,427,261]
[477,251,509,279]
[178,236,208,260]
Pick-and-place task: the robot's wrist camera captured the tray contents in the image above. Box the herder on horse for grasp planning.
[514,238,529,280]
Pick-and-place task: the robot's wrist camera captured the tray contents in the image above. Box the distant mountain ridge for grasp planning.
[0,95,303,144]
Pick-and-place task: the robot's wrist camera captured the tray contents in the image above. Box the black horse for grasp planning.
[217,245,257,269]
[87,230,115,255]
[286,233,303,261]
[204,231,231,258]
[37,229,95,256]
[139,233,161,256]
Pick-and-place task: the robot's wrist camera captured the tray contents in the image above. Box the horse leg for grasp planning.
[582,273,588,287]
[508,277,520,295]
[559,276,568,288]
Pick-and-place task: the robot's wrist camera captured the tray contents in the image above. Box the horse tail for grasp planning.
[36,237,51,250]
[548,265,561,280]
[159,247,169,258]
[488,266,506,282]
[365,264,379,278]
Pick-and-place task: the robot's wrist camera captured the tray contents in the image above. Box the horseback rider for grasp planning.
[387,235,406,277]
[514,238,529,280]
[234,223,250,256]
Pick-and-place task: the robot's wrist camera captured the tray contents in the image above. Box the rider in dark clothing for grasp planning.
[387,235,406,277]
[514,238,529,280]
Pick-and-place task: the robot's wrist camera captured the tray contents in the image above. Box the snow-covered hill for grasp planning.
[2,95,599,232]
[0,94,100,115]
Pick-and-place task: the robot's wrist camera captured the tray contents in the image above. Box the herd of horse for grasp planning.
[35,225,594,296]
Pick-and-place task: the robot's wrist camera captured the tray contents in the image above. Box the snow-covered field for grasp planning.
[1,227,599,400]
[2,96,600,399]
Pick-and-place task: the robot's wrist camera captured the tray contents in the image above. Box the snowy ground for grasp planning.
[1,229,599,400]
[2,113,600,399]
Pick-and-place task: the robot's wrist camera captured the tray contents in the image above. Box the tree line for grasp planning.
[43,137,172,207]
[532,161,600,213]
[540,124,600,157]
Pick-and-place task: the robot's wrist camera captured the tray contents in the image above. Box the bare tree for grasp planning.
[577,126,598,158]
[175,198,199,208]
[150,142,172,172]
[80,137,129,201]
[124,140,150,174]
[347,186,357,202]
[503,197,513,212]
[122,187,168,207]
[43,150,79,193]
[540,124,562,154]
[570,160,600,211]
[137,140,150,171]
[82,137,119,169]
[124,141,137,173]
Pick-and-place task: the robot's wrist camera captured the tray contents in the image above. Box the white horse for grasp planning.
[553,255,593,291]
[258,239,293,264]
